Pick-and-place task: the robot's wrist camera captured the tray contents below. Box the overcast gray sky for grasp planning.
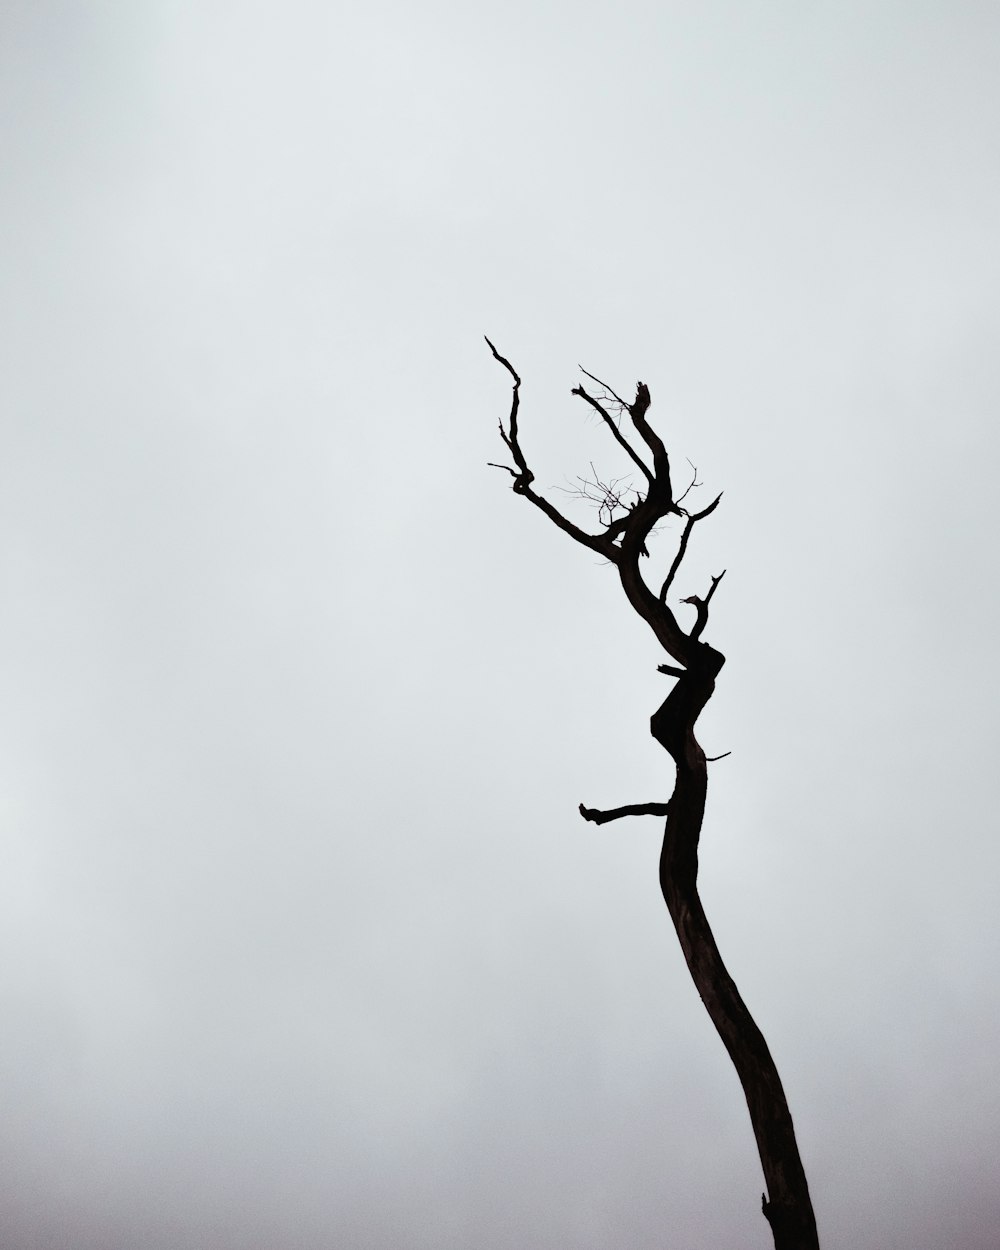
[2,3,999,1247]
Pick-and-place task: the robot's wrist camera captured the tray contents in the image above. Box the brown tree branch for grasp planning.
[577,366,631,412]
[674,459,701,508]
[579,801,672,825]
[704,568,726,607]
[486,337,618,559]
[659,491,724,603]
[571,381,654,482]
[680,570,725,640]
[627,382,665,461]
[627,382,677,510]
[558,462,641,529]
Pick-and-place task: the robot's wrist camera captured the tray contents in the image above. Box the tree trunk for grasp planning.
[653,645,820,1250]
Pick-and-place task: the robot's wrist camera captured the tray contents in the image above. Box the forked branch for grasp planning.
[660,492,724,602]
[487,339,725,666]
[571,380,653,482]
[682,569,727,641]
[485,337,617,559]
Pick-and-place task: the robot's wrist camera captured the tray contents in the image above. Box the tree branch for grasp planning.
[659,491,723,603]
[674,459,701,509]
[682,569,727,641]
[578,801,672,825]
[487,344,713,667]
[571,381,654,482]
[628,382,671,488]
[558,462,641,529]
[486,337,618,560]
[577,366,631,412]
[705,570,726,608]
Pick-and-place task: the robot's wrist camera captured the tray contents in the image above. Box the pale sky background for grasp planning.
[2,3,999,1248]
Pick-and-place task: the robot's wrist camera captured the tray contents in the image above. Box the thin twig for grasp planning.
[682,569,727,641]
[675,459,701,509]
[577,366,631,413]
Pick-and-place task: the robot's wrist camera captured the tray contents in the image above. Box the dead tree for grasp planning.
[487,338,820,1250]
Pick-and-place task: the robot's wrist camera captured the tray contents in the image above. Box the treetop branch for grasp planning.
[487,340,720,664]
[674,459,701,508]
[577,366,631,412]
[659,491,724,603]
[627,381,672,489]
[571,382,653,482]
[486,337,619,560]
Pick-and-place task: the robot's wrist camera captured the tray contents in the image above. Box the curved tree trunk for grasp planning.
[653,647,819,1250]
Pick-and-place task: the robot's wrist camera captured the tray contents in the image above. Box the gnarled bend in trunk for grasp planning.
[487,339,819,1250]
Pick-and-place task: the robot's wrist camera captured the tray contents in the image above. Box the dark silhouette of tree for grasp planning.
[487,338,820,1250]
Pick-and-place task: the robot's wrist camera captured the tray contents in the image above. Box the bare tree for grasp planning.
[487,338,820,1250]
